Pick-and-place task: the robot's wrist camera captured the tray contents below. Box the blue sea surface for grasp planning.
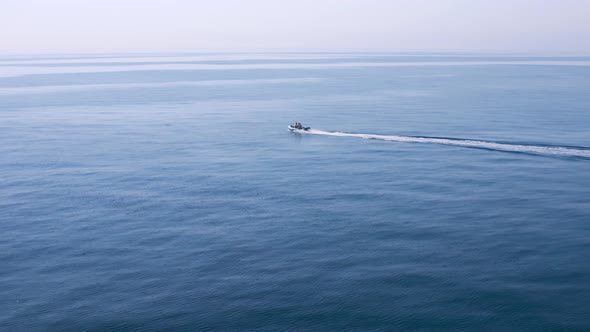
[1,53,590,331]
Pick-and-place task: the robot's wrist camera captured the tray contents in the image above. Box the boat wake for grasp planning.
[298,129,590,158]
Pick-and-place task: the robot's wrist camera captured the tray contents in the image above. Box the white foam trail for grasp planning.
[297,129,590,158]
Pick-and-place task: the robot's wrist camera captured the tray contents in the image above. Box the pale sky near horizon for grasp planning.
[1,0,589,54]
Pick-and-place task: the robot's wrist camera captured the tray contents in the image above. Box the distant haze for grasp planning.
[2,0,589,53]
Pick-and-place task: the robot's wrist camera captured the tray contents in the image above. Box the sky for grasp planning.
[1,0,589,54]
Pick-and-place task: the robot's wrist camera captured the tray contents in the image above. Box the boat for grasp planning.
[288,123,310,131]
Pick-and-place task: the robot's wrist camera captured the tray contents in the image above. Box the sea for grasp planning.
[1,52,589,331]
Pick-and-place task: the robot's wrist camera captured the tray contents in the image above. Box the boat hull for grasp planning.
[288,125,310,131]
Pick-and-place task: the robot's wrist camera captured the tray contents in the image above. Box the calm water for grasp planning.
[1,53,590,331]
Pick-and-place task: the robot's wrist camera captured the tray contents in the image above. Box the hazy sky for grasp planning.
[1,0,589,53]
